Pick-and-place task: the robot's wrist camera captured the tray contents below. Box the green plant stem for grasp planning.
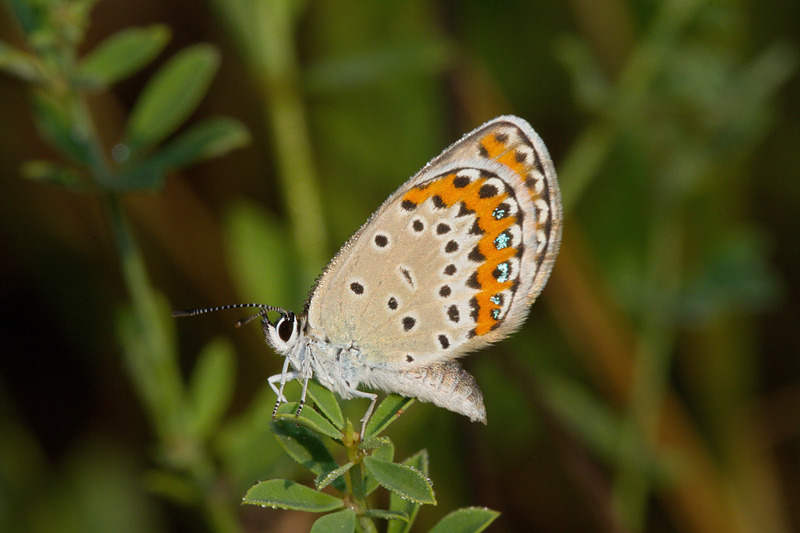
[107,192,182,432]
[254,0,327,288]
[70,91,185,437]
[70,91,241,533]
[558,122,614,216]
[343,434,376,533]
[612,200,683,532]
[211,0,328,294]
[346,445,365,494]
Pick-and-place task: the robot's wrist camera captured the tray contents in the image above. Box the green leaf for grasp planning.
[359,435,391,450]
[364,440,394,496]
[310,509,355,533]
[363,509,409,522]
[539,373,625,463]
[187,338,236,439]
[362,456,435,505]
[77,25,170,89]
[124,44,220,154]
[364,394,414,439]
[307,380,344,429]
[116,117,250,190]
[0,40,44,82]
[427,508,500,533]
[243,479,343,512]
[271,418,347,493]
[274,402,342,440]
[315,461,355,491]
[5,0,48,37]
[388,450,429,533]
[20,160,87,189]
[156,116,250,167]
[31,91,91,164]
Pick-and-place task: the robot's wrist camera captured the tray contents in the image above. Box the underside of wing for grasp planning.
[305,116,562,368]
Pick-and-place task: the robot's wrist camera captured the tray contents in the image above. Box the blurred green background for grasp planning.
[1,0,799,532]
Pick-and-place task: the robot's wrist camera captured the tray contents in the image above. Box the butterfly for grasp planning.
[175,116,562,436]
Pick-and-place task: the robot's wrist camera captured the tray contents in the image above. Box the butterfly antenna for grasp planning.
[172,303,288,325]
[235,311,267,328]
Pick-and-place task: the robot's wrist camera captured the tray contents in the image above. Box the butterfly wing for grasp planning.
[305,116,562,368]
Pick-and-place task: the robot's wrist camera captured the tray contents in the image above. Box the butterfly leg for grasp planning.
[346,389,377,438]
[296,374,310,417]
[268,359,300,419]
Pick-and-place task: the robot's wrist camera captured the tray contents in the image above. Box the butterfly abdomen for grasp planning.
[361,359,486,423]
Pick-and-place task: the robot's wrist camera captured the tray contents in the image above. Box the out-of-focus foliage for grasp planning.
[1,0,799,532]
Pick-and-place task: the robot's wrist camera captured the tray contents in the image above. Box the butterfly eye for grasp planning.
[277,314,295,342]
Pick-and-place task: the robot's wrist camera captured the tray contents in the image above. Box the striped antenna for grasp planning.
[172,303,289,327]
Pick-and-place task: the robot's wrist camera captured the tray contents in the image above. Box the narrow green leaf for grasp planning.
[359,435,391,450]
[60,0,96,44]
[163,116,250,165]
[115,293,182,440]
[20,160,87,189]
[427,507,500,533]
[77,25,170,89]
[364,395,414,439]
[362,456,435,505]
[364,440,394,496]
[315,461,355,491]
[388,450,429,533]
[310,509,355,533]
[307,380,344,429]
[187,338,236,439]
[539,373,624,464]
[116,117,250,190]
[0,40,44,82]
[304,40,452,95]
[125,44,220,153]
[274,402,342,440]
[243,479,343,512]
[5,0,48,36]
[271,418,347,494]
[363,509,409,522]
[31,91,91,164]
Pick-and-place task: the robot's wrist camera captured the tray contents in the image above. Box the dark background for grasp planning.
[1,1,799,532]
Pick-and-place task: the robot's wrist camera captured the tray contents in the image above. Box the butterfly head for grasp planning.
[262,309,303,355]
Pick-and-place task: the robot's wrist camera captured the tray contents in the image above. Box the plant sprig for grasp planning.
[243,387,498,533]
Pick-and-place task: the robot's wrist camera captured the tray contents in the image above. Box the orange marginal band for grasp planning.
[402,173,518,336]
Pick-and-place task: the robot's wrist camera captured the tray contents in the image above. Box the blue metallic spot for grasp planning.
[496,262,510,283]
[491,309,500,319]
[494,232,510,250]
[490,294,501,305]
[492,207,506,219]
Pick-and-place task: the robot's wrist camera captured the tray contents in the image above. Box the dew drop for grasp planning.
[111,143,130,162]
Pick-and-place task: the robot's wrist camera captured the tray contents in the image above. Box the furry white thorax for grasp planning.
[266,314,363,398]
[263,312,382,434]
